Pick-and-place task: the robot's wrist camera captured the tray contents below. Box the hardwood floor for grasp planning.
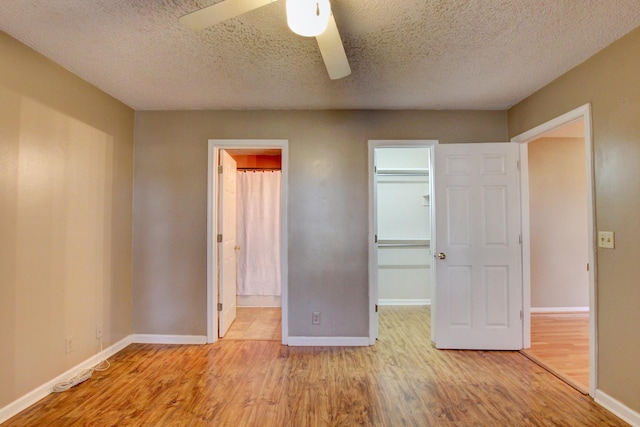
[223,307,282,341]
[3,307,626,426]
[521,312,590,394]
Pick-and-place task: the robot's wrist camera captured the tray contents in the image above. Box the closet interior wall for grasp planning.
[376,147,431,305]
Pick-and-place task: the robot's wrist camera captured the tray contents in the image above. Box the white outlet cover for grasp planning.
[65,337,74,354]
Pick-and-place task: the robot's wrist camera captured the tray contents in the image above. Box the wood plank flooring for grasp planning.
[521,312,590,394]
[223,307,282,341]
[3,306,626,426]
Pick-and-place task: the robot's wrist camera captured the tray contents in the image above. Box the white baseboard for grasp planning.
[0,335,133,425]
[378,299,431,306]
[287,336,370,346]
[237,295,281,307]
[596,390,640,426]
[131,334,207,345]
[530,306,589,313]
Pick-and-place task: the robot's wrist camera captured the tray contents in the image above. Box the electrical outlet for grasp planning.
[96,324,103,339]
[598,231,615,249]
[65,337,74,354]
[312,311,321,325]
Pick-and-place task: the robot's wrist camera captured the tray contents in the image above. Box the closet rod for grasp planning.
[377,239,430,248]
[237,168,281,171]
[378,243,430,248]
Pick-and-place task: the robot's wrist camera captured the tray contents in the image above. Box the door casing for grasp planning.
[207,139,289,344]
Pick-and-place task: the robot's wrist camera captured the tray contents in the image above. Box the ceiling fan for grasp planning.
[179,0,351,80]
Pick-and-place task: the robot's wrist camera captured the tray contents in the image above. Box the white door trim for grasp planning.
[207,139,289,345]
[367,140,438,344]
[510,103,596,397]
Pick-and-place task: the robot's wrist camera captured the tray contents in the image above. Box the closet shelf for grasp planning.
[376,168,429,176]
[377,238,430,247]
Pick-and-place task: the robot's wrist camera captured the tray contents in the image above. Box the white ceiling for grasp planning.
[2,0,640,111]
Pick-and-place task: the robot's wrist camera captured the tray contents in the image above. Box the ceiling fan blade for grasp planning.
[316,14,351,80]
[179,0,275,31]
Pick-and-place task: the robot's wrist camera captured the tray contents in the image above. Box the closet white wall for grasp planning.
[376,147,431,305]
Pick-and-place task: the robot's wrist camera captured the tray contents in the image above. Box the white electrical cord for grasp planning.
[53,341,111,393]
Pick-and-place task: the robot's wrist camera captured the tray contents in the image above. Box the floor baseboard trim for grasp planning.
[530,306,589,313]
[0,335,133,425]
[131,334,207,345]
[287,336,370,346]
[595,390,640,426]
[378,299,431,306]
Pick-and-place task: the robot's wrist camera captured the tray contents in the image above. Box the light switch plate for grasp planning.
[598,231,615,249]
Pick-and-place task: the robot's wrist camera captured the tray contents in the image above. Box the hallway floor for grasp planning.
[521,311,590,394]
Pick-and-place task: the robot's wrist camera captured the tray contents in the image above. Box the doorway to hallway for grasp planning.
[516,117,590,393]
[511,104,596,396]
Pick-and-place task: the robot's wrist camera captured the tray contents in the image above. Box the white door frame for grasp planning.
[207,139,289,344]
[510,103,596,397]
[368,140,438,344]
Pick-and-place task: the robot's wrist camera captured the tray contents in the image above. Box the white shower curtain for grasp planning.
[237,170,282,296]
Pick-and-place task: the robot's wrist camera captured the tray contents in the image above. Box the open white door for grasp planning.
[218,150,237,337]
[434,143,522,350]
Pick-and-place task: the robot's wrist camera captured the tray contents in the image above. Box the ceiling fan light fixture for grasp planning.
[286,0,331,37]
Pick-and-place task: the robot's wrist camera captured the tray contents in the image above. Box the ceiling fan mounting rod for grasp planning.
[179,0,351,80]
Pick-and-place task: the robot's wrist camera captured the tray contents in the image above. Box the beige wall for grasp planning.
[133,110,506,337]
[528,137,588,308]
[0,33,134,408]
[509,26,640,414]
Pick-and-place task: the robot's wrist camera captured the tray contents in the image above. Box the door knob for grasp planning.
[438,252,446,260]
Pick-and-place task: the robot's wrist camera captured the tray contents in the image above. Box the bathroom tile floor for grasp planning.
[223,307,282,341]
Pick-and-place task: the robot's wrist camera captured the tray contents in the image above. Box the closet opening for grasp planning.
[368,141,437,342]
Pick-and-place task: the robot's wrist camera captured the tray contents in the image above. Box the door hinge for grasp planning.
[217,303,223,312]
[217,234,222,243]
[517,160,521,170]
[374,234,378,244]
[375,304,378,313]
[374,165,377,173]
[518,234,522,244]
[218,165,223,174]
[520,310,523,320]
[587,263,590,271]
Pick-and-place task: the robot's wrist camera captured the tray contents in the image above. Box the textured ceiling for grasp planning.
[1,0,640,110]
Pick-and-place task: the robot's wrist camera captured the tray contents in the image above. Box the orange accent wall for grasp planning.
[232,154,281,169]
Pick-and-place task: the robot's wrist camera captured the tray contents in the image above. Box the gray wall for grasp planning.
[509,25,640,415]
[133,110,506,338]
